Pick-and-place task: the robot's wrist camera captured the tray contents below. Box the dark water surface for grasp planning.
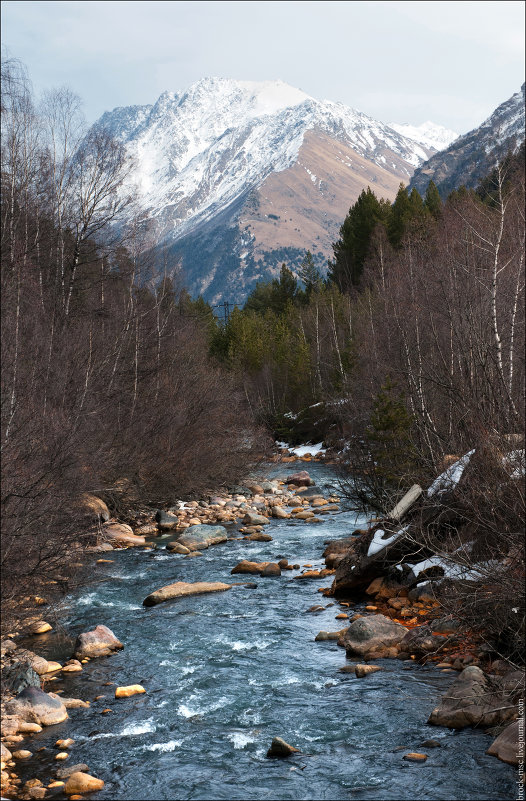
[21,463,516,800]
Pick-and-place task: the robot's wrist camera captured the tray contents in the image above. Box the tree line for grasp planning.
[1,57,265,623]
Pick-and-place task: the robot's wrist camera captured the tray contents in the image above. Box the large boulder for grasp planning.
[487,720,520,765]
[1,651,44,694]
[102,522,146,547]
[260,563,281,577]
[231,560,268,575]
[143,581,232,607]
[266,737,300,758]
[5,687,68,726]
[74,625,123,659]
[399,626,450,658]
[79,493,110,522]
[338,614,408,658]
[242,512,269,526]
[285,471,313,487]
[155,510,179,530]
[332,525,426,597]
[176,525,228,550]
[428,666,520,729]
[64,772,104,795]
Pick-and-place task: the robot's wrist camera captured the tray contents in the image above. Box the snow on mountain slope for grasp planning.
[409,84,525,197]
[96,77,438,244]
[388,121,458,151]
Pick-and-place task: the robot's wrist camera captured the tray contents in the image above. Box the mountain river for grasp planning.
[16,462,516,800]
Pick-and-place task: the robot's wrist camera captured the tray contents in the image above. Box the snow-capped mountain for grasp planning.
[95,78,453,302]
[409,84,525,197]
[387,121,458,152]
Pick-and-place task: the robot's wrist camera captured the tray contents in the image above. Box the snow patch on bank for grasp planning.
[427,450,475,497]
[276,440,326,457]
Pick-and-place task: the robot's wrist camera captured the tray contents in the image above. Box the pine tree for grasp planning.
[298,250,322,300]
[328,187,390,291]
[424,180,442,219]
[387,183,412,248]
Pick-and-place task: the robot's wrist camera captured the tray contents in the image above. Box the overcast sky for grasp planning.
[2,0,524,134]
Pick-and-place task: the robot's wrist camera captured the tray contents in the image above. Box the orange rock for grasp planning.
[115,685,145,698]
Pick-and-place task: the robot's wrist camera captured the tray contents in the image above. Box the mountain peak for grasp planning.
[388,120,458,151]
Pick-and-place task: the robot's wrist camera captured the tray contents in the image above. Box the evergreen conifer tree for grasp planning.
[424,180,442,219]
[328,187,390,291]
[299,250,322,300]
[387,183,412,248]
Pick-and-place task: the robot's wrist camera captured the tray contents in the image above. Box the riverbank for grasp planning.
[1,453,521,800]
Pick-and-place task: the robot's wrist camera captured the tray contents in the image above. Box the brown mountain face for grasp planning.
[169,127,426,302]
[236,128,419,272]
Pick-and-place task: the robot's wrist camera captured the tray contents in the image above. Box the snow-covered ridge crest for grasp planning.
[95,77,449,243]
[388,121,458,152]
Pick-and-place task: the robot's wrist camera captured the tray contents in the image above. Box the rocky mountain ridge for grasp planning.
[409,84,525,198]
[95,77,458,302]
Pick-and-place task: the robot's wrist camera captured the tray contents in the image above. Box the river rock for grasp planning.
[61,660,82,673]
[79,493,110,522]
[428,666,519,729]
[166,542,191,554]
[0,638,17,656]
[403,752,427,762]
[271,506,290,519]
[27,621,52,635]
[266,737,300,758]
[74,625,124,659]
[355,664,383,677]
[1,653,43,696]
[1,744,12,763]
[260,480,279,494]
[115,685,145,698]
[338,614,407,658]
[56,763,90,779]
[246,532,273,542]
[399,625,449,658]
[155,510,179,530]
[56,739,75,748]
[487,720,520,765]
[5,687,68,726]
[285,471,313,487]
[231,560,268,575]
[134,523,158,536]
[0,716,19,736]
[315,630,343,641]
[61,698,90,709]
[260,563,281,577]
[13,749,32,759]
[242,512,269,526]
[176,525,228,550]
[102,522,146,547]
[143,581,232,607]
[64,772,104,795]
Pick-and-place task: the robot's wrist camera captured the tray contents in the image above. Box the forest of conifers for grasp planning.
[1,57,525,642]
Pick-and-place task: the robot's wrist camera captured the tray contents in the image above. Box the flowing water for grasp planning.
[20,463,516,800]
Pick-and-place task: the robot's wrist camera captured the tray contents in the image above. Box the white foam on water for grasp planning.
[226,731,257,749]
[121,720,157,736]
[215,634,271,651]
[143,740,182,752]
[75,592,99,606]
[181,666,196,675]
[87,719,156,740]
[240,709,261,725]
[177,695,230,718]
